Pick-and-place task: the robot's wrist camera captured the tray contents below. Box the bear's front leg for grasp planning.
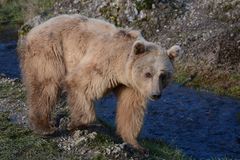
[66,75,96,131]
[115,86,147,151]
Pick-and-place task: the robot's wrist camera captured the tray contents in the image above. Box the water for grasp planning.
[95,86,240,159]
[0,40,20,77]
[0,28,20,77]
[1,31,240,159]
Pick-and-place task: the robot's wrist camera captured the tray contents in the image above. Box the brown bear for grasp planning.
[18,14,182,150]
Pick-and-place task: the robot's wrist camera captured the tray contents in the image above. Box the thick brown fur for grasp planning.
[18,14,181,149]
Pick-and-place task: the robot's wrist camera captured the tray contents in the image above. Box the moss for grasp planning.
[210,1,240,23]
[99,5,121,27]
[0,80,25,100]
[141,139,188,160]
[18,24,33,36]
[174,68,240,99]
[92,153,107,160]
[0,112,59,160]
[88,133,114,149]
[222,3,234,12]
[135,0,154,11]
[0,0,23,24]
[0,0,57,26]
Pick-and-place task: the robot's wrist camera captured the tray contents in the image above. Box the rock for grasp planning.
[75,136,87,145]
[87,132,97,140]
[112,146,121,154]
[73,130,81,139]
[105,148,111,155]
[119,143,127,149]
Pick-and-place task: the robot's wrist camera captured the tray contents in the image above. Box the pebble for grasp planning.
[105,148,111,155]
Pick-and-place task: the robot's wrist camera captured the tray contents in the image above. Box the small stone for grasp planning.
[75,136,88,145]
[119,143,126,149]
[112,146,121,154]
[80,149,87,154]
[73,0,80,4]
[115,154,120,158]
[105,148,111,155]
[73,130,80,139]
[152,4,156,9]
[88,132,97,139]
[94,150,101,155]
[139,10,146,20]
[83,130,88,135]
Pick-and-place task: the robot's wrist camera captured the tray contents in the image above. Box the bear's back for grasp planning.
[26,14,118,42]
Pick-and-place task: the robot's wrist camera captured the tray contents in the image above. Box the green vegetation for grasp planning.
[135,0,154,11]
[89,131,188,160]
[0,0,57,25]
[89,133,113,148]
[92,153,107,160]
[0,111,188,160]
[99,5,121,27]
[0,79,25,100]
[141,140,188,160]
[0,112,59,160]
[207,0,240,23]
[174,68,240,99]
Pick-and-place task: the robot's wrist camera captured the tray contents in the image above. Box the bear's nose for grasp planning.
[151,94,161,100]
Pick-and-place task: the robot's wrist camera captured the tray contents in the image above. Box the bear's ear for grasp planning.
[133,41,146,55]
[167,45,182,60]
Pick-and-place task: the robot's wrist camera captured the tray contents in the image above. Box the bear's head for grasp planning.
[127,40,182,100]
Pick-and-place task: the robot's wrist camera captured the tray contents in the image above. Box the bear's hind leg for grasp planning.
[28,80,59,135]
[115,86,147,150]
[67,87,96,131]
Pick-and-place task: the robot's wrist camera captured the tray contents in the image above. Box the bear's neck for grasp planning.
[110,42,134,88]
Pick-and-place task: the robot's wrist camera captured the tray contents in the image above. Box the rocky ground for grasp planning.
[0,76,187,160]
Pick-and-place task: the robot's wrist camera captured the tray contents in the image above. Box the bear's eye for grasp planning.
[145,72,152,78]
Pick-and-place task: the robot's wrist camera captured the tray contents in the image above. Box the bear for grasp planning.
[18,14,182,151]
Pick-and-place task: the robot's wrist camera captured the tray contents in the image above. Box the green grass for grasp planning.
[0,0,22,24]
[141,140,188,160]
[135,0,154,11]
[0,111,187,160]
[92,153,107,160]
[0,112,60,160]
[0,0,57,25]
[174,68,240,99]
[0,80,25,100]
